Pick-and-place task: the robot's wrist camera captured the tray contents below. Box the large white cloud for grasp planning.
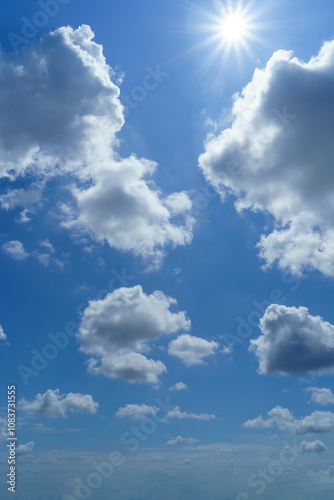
[0,25,194,264]
[20,389,99,418]
[0,25,123,179]
[63,156,194,267]
[244,405,334,435]
[168,334,218,366]
[250,304,334,375]
[78,285,190,384]
[199,40,334,277]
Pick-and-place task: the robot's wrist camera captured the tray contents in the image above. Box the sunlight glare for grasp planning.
[220,12,247,42]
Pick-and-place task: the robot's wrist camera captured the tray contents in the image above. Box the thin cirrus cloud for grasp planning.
[78,285,191,385]
[249,304,334,375]
[244,405,334,435]
[0,25,194,267]
[199,40,334,277]
[168,334,219,366]
[19,389,99,418]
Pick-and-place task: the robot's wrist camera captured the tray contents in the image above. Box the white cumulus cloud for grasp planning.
[78,285,190,384]
[20,389,99,418]
[167,407,215,421]
[63,157,194,268]
[0,25,123,180]
[115,403,215,422]
[0,25,194,265]
[244,406,334,435]
[115,404,158,421]
[199,40,334,277]
[167,436,198,445]
[168,334,218,366]
[250,304,334,375]
[306,387,334,406]
[301,440,327,453]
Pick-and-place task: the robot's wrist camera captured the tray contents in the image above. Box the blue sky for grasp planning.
[1,1,334,499]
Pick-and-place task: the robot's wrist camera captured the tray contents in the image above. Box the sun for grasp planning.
[175,1,266,77]
[219,12,247,42]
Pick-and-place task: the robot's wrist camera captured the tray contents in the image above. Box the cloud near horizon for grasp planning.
[244,405,334,435]
[115,403,215,422]
[166,436,199,446]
